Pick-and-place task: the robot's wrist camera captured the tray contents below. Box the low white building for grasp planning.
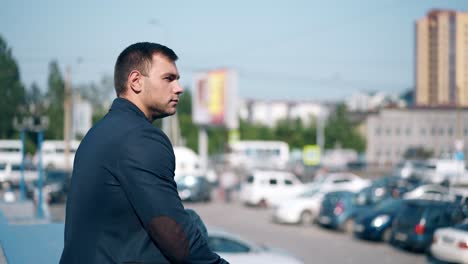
[72,94,92,139]
[366,108,468,165]
[239,99,330,127]
[347,91,405,112]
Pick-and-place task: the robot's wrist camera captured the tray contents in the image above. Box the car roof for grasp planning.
[404,199,454,207]
[324,190,355,197]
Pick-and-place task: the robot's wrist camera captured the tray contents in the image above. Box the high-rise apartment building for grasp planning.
[416,9,468,107]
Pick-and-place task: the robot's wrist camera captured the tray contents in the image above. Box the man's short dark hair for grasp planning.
[114,42,178,96]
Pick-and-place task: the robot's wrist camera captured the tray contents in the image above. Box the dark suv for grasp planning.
[391,199,465,252]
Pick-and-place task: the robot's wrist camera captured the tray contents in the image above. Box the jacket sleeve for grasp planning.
[115,127,228,264]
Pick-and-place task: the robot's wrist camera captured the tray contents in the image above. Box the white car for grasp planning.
[313,172,371,192]
[272,187,326,225]
[208,227,303,264]
[240,170,307,207]
[402,184,452,200]
[431,221,468,263]
[272,173,370,225]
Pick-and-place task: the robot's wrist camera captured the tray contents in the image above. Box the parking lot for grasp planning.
[48,199,428,264]
[185,201,427,264]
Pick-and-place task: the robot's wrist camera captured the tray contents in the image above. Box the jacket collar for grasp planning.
[110,97,149,122]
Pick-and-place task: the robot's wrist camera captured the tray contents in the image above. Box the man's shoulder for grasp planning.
[121,122,172,151]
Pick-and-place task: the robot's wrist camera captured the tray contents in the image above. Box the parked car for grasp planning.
[402,184,452,201]
[240,170,307,207]
[353,198,404,242]
[26,169,71,204]
[370,175,421,198]
[422,159,466,184]
[392,160,427,179]
[207,227,303,264]
[318,186,390,233]
[430,220,468,264]
[312,172,370,193]
[391,199,465,252]
[272,174,371,225]
[317,191,361,232]
[176,175,212,202]
[272,187,327,225]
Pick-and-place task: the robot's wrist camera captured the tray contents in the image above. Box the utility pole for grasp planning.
[64,66,72,171]
[316,107,326,158]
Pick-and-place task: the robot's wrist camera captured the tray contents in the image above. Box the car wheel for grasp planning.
[300,210,314,226]
[343,218,354,233]
[382,228,392,243]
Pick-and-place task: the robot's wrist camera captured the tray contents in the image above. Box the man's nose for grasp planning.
[174,81,184,94]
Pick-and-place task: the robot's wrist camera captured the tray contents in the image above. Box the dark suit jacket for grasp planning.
[60,98,226,264]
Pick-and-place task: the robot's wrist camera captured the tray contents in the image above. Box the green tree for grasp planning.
[325,104,366,152]
[0,36,25,138]
[26,82,46,114]
[45,61,65,139]
[239,118,276,142]
[77,75,115,125]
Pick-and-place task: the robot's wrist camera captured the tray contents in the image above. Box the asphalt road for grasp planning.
[184,200,428,264]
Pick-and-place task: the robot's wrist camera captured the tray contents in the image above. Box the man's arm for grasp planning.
[116,127,228,263]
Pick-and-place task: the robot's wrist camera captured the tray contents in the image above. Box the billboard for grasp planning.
[192,69,238,129]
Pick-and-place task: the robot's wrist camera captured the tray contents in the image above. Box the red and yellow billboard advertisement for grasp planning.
[192,69,238,128]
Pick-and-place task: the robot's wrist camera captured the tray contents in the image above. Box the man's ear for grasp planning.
[128,70,143,94]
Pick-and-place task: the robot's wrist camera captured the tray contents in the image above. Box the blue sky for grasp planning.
[1,0,467,101]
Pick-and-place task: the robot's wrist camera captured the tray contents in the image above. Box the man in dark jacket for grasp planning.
[60,42,227,264]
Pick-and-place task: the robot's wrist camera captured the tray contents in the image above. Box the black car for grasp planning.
[176,175,212,202]
[27,169,71,204]
[391,199,465,252]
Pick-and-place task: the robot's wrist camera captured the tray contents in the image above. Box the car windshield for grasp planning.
[354,188,375,205]
[325,192,352,204]
[208,236,250,253]
[397,203,425,224]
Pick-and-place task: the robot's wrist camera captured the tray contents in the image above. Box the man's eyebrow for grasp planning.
[163,73,180,80]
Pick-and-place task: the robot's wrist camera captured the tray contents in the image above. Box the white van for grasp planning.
[37,140,80,170]
[173,146,201,180]
[0,140,22,165]
[240,170,307,207]
[422,159,466,184]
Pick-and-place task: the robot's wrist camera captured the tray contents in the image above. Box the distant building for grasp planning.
[346,91,406,112]
[238,99,330,127]
[366,107,468,165]
[415,9,468,107]
[71,93,92,139]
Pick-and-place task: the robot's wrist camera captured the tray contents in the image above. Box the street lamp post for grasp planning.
[31,116,49,218]
[13,117,30,201]
[12,116,49,217]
